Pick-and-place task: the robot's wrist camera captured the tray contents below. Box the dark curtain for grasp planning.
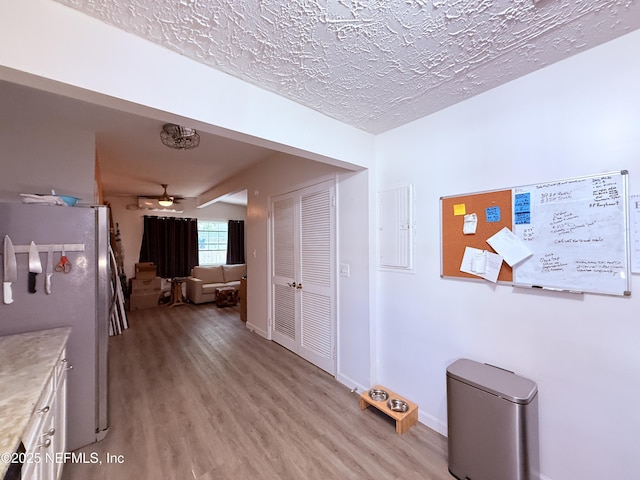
[139,216,199,278]
[226,220,245,264]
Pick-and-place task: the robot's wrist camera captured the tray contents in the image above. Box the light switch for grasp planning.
[340,264,350,277]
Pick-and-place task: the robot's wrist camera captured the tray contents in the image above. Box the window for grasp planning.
[197,221,228,265]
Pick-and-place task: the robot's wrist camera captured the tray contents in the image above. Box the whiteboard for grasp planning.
[512,171,631,296]
[630,194,640,273]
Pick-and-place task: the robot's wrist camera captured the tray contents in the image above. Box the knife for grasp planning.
[28,241,42,294]
[45,244,54,295]
[3,235,17,304]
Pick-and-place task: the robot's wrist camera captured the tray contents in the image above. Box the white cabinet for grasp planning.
[21,348,69,480]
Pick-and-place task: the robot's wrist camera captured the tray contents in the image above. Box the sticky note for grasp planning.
[515,193,530,214]
[453,203,466,216]
[514,192,531,224]
[515,212,531,225]
[486,206,500,222]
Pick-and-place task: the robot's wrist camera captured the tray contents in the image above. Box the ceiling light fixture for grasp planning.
[157,184,174,207]
[160,123,200,150]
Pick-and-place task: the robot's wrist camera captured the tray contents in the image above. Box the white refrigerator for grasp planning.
[0,203,110,451]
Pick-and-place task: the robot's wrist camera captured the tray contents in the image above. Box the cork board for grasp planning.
[440,189,513,282]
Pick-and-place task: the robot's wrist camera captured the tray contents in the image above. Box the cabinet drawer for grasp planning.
[22,372,55,452]
[22,348,65,451]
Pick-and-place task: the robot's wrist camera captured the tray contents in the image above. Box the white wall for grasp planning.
[105,196,247,280]
[0,113,95,203]
[336,169,373,390]
[375,30,640,480]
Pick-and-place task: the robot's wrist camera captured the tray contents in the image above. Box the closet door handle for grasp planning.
[296,283,303,290]
[287,282,297,288]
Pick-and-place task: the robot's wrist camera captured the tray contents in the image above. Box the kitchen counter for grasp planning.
[0,327,71,478]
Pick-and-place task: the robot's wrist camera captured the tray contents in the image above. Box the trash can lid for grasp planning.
[447,358,538,404]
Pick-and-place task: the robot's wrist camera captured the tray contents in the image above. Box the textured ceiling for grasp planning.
[53,0,640,134]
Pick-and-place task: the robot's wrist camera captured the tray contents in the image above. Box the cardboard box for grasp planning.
[131,277,162,292]
[135,262,157,279]
[129,291,160,311]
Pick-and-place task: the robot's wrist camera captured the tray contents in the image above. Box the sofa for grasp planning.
[186,264,246,305]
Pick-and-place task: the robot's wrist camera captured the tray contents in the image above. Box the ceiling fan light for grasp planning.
[160,123,200,150]
[157,184,174,206]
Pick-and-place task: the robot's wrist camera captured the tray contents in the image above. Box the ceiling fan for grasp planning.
[157,184,181,207]
[140,184,184,208]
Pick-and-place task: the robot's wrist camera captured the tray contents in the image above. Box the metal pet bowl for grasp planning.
[368,388,389,402]
[387,398,409,413]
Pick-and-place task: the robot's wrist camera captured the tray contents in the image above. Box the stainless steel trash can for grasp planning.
[447,359,539,480]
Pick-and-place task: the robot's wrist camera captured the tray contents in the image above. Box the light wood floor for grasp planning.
[62,303,451,480]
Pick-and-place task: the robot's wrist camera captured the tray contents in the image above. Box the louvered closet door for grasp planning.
[298,185,335,374]
[271,195,298,353]
[270,180,336,376]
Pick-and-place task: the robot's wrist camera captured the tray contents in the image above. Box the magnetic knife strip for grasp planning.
[8,244,85,254]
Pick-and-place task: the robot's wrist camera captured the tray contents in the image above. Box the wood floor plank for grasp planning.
[62,303,451,480]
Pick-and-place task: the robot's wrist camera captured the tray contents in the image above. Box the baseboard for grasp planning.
[418,410,448,437]
[336,373,368,395]
[245,321,268,339]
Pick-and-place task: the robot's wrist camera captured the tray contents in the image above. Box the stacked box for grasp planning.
[135,262,157,279]
[130,263,161,311]
[130,277,161,292]
[129,292,160,311]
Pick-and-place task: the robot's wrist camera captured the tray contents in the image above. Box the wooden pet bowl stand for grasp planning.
[359,385,419,435]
